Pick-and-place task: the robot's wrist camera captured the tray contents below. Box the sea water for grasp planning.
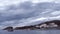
[0,30,60,34]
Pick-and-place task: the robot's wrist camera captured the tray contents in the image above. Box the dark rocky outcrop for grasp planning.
[3,26,13,32]
[14,26,37,30]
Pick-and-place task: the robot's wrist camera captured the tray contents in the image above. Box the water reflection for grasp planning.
[0,30,60,34]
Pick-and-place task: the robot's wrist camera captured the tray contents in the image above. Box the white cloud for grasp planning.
[51,11,60,15]
[41,9,53,14]
[0,0,29,6]
[0,0,18,6]
[53,0,60,3]
[0,0,57,7]
[31,0,55,3]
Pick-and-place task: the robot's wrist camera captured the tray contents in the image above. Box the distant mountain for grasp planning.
[3,20,60,32]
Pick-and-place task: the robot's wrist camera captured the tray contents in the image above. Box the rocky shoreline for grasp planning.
[3,20,60,32]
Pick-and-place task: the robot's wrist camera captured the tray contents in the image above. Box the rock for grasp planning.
[3,26,13,32]
[14,26,37,30]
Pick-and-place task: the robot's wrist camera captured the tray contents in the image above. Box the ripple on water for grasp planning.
[0,30,60,34]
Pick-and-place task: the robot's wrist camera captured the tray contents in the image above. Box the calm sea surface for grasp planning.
[0,30,60,34]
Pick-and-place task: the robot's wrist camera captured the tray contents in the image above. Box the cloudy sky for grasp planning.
[0,0,60,29]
